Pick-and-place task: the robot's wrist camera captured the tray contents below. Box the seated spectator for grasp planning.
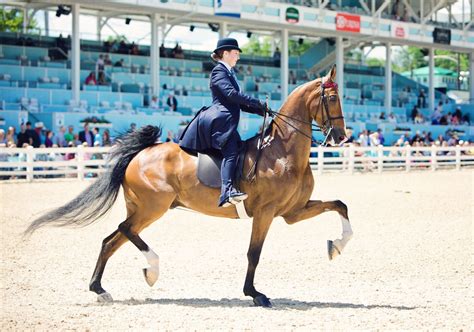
[431,107,442,125]
[246,65,253,76]
[25,122,40,147]
[379,112,386,120]
[97,71,108,85]
[45,130,54,148]
[0,129,5,145]
[418,89,426,108]
[56,33,67,52]
[130,42,139,55]
[102,129,112,147]
[118,40,129,54]
[85,71,97,85]
[172,43,184,59]
[289,70,297,85]
[104,54,112,66]
[388,112,397,123]
[414,112,424,124]
[92,127,101,147]
[150,95,160,109]
[166,93,178,112]
[410,105,419,122]
[113,59,125,67]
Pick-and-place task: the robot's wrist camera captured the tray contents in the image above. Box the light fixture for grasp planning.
[298,38,304,45]
[247,31,252,38]
[125,17,131,25]
[208,23,219,32]
[190,25,195,32]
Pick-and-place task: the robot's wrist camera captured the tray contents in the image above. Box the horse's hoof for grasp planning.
[143,267,159,287]
[327,240,341,260]
[97,292,113,303]
[253,295,272,308]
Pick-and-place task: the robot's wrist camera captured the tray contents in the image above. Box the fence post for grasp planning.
[405,144,411,172]
[431,144,437,171]
[317,145,323,175]
[26,145,34,182]
[377,145,383,173]
[77,145,84,180]
[348,144,354,174]
[455,145,461,170]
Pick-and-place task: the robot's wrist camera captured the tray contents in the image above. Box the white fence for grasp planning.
[0,145,473,181]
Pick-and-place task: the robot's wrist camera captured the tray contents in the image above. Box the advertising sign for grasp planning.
[335,13,360,33]
[433,27,451,45]
[286,7,299,23]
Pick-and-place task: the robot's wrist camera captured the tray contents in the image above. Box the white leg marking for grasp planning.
[332,216,353,253]
[142,249,160,287]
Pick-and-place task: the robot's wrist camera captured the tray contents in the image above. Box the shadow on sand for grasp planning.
[89,297,417,311]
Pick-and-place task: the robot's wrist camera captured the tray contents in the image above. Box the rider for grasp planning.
[179,38,267,207]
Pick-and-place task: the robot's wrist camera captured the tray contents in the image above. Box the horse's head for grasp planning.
[309,65,347,146]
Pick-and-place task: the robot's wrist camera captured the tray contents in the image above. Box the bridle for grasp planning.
[266,80,344,146]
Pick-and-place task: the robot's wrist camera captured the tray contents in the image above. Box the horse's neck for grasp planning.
[268,82,317,168]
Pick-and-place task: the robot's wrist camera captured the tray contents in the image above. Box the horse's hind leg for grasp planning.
[89,228,129,302]
[284,200,353,260]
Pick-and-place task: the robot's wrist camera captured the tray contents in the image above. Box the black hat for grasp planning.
[213,38,242,53]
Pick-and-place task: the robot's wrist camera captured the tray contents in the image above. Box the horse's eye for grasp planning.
[329,95,337,102]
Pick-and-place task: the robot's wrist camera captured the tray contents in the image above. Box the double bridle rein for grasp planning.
[266,81,344,146]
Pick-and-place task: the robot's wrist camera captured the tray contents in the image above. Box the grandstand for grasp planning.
[0,0,473,145]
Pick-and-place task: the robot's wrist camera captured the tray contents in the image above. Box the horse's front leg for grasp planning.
[243,206,275,307]
[283,200,353,260]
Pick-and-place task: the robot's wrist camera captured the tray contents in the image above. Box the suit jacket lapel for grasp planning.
[218,62,240,92]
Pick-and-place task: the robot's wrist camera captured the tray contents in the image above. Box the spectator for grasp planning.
[417,89,426,108]
[130,42,139,55]
[16,124,28,147]
[149,95,159,109]
[55,125,67,147]
[97,71,108,85]
[56,33,67,53]
[388,112,397,123]
[159,43,167,57]
[64,125,75,144]
[289,70,297,85]
[431,106,442,124]
[172,43,184,59]
[118,40,128,54]
[246,65,253,76]
[273,47,281,67]
[104,54,112,66]
[102,129,112,146]
[410,105,419,122]
[377,129,385,145]
[113,58,125,67]
[391,0,405,20]
[6,126,16,146]
[92,127,102,146]
[96,54,105,74]
[85,71,97,85]
[78,123,94,146]
[25,121,40,147]
[45,130,54,147]
[414,112,424,124]
[129,123,137,132]
[166,93,178,112]
[379,112,386,120]
[0,129,5,144]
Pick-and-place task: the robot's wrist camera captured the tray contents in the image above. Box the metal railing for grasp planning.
[0,145,472,181]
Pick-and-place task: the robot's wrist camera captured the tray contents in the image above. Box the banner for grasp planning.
[391,23,406,38]
[214,0,241,18]
[286,7,299,24]
[335,13,360,33]
[433,27,451,45]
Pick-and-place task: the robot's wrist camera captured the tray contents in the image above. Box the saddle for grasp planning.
[197,144,247,189]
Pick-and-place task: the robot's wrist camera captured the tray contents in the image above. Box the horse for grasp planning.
[26,65,353,307]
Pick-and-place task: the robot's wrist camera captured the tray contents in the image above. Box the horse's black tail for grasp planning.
[25,125,162,235]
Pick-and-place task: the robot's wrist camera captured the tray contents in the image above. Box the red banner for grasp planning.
[335,13,360,33]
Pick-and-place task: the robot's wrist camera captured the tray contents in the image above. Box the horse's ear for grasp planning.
[327,64,337,81]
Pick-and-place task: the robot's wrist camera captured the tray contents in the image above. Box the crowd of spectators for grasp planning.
[409,104,471,126]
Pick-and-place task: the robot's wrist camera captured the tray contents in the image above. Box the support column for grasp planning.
[71,4,81,105]
[336,36,344,103]
[281,28,289,100]
[385,42,392,113]
[45,10,49,37]
[97,16,101,41]
[428,47,435,110]
[470,52,474,103]
[219,22,228,39]
[22,8,28,34]
[150,14,161,97]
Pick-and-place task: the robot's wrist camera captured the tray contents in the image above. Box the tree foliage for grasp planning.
[0,8,37,32]
[241,36,312,57]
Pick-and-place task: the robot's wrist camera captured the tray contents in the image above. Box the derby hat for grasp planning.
[213,38,242,53]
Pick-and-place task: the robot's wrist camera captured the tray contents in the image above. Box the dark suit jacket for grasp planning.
[179,62,264,153]
[79,130,93,144]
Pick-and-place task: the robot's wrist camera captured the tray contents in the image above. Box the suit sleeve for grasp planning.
[211,67,265,115]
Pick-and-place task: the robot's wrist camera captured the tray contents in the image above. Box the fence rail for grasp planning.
[0,145,473,181]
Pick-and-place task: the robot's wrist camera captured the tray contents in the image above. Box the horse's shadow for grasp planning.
[96,297,416,311]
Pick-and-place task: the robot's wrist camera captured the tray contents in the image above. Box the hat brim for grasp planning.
[213,45,242,53]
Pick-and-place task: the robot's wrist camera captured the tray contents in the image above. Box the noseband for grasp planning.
[266,80,344,146]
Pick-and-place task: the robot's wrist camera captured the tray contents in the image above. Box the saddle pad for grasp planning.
[197,153,222,188]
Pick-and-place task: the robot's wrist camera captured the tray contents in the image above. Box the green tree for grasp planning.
[366,57,385,67]
[434,49,468,72]
[0,8,37,32]
[241,36,312,57]
[393,46,427,76]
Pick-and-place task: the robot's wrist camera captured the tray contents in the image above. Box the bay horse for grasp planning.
[27,65,353,307]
